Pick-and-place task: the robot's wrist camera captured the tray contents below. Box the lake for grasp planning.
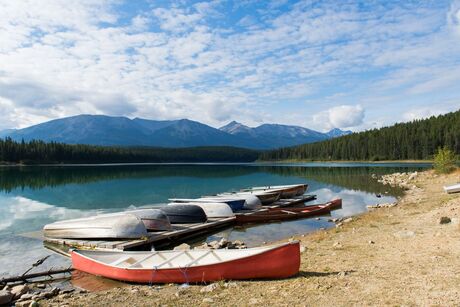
[0,162,430,277]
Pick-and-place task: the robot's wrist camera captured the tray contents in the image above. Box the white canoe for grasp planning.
[44,213,148,239]
[167,202,234,218]
[204,195,262,210]
[444,183,460,194]
[217,191,280,205]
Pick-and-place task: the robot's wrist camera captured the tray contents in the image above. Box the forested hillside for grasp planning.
[0,138,259,164]
[260,110,459,161]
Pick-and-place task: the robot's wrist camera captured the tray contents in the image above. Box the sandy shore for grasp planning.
[42,169,460,306]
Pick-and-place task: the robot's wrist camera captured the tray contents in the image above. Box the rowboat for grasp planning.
[160,204,207,224]
[444,183,460,194]
[217,191,281,205]
[235,203,332,224]
[44,213,148,239]
[167,202,235,218]
[71,241,300,283]
[241,184,308,198]
[269,199,343,212]
[202,195,262,210]
[169,198,245,212]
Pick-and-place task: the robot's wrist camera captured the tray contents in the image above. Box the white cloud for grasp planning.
[314,105,365,130]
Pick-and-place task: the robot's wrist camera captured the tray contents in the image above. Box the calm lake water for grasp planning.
[0,162,430,277]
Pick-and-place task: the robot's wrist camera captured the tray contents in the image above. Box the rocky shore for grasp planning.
[5,169,460,306]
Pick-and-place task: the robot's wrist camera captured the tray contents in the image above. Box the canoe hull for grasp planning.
[269,199,343,212]
[236,205,331,224]
[71,242,300,283]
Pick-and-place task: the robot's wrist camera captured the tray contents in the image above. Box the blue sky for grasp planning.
[0,0,459,132]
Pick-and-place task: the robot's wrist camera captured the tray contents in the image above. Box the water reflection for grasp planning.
[0,163,428,277]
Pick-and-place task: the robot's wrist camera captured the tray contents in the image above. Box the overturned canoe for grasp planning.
[169,198,245,212]
[160,204,207,224]
[235,204,331,225]
[44,213,148,239]
[71,241,300,283]
[444,183,460,194]
[167,202,235,218]
[203,195,262,210]
[242,184,308,198]
[218,191,281,205]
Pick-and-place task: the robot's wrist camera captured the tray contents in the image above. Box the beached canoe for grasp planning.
[235,204,331,225]
[71,241,300,283]
[241,184,308,198]
[44,213,148,239]
[160,204,207,224]
[202,195,262,210]
[218,191,281,205]
[169,198,245,212]
[269,199,343,212]
[167,202,235,218]
[444,183,460,194]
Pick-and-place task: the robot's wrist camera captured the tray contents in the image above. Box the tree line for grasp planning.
[0,138,259,164]
[260,110,460,161]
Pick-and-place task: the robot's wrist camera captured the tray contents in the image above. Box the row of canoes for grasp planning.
[44,184,311,239]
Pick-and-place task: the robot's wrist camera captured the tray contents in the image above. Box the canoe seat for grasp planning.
[110,256,142,268]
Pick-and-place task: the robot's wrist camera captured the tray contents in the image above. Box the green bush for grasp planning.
[433,147,457,174]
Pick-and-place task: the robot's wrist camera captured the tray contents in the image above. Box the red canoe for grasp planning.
[71,241,300,283]
[235,200,341,225]
[269,198,343,213]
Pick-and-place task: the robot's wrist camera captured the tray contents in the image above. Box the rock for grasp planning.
[200,283,218,293]
[335,222,343,228]
[233,240,244,246]
[368,240,375,244]
[338,271,347,278]
[202,298,214,303]
[343,217,353,223]
[393,230,415,238]
[333,242,342,248]
[11,284,29,299]
[439,216,451,224]
[20,293,34,300]
[300,245,307,253]
[2,285,10,291]
[16,300,32,307]
[194,242,210,250]
[30,301,39,307]
[173,243,191,251]
[315,217,320,220]
[218,238,228,248]
[36,284,46,289]
[224,282,238,288]
[208,240,220,249]
[249,298,261,305]
[0,290,13,305]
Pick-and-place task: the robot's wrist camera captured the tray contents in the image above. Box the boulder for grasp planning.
[11,284,29,299]
[0,290,13,305]
[439,216,451,224]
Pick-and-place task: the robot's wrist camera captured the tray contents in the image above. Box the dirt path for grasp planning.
[44,170,460,306]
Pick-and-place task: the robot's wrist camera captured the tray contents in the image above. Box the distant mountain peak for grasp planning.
[326,128,352,138]
[219,121,252,135]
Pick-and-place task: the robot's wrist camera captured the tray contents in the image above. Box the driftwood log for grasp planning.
[0,267,74,284]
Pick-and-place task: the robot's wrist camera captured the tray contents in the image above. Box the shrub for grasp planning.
[433,147,457,174]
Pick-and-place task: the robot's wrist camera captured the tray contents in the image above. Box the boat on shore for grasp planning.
[71,241,300,283]
[444,183,460,194]
[235,201,336,225]
[160,204,208,224]
[217,191,281,205]
[169,198,245,212]
[44,214,148,239]
[241,184,308,198]
[167,202,235,218]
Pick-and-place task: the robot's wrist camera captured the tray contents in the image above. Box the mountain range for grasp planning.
[1,115,351,149]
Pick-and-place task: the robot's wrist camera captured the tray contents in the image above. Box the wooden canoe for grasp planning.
[44,213,148,239]
[241,184,308,198]
[268,199,342,212]
[71,241,300,283]
[235,204,332,225]
[167,202,235,218]
[444,183,460,194]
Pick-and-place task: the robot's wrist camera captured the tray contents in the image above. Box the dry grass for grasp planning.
[44,170,460,306]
